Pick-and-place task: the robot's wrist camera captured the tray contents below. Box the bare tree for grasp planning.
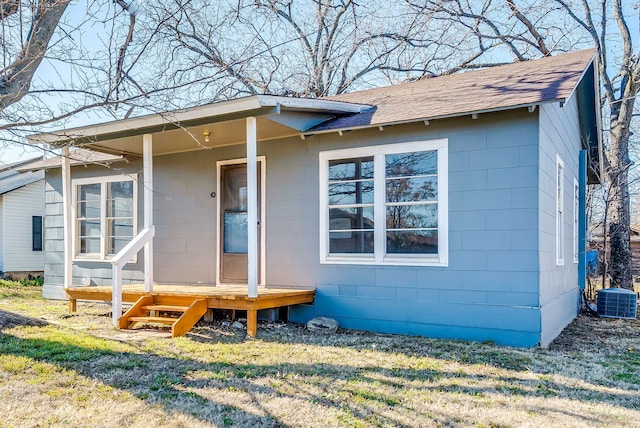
[410,0,638,289]
[143,0,507,102]
[0,1,165,154]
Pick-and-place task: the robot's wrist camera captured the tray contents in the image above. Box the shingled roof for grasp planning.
[310,49,596,132]
[0,157,44,195]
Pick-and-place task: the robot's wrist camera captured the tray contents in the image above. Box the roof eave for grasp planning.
[303,100,554,136]
[28,95,371,146]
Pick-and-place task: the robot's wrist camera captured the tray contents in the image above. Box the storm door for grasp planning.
[219,161,262,283]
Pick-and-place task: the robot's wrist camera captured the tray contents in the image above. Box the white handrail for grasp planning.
[111,226,155,268]
[110,226,155,326]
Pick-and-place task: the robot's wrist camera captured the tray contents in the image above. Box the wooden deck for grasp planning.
[66,284,315,337]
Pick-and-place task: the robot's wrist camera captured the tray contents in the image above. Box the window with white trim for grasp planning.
[73,176,137,260]
[556,155,564,266]
[319,139,448,266]
[573,177,579,263]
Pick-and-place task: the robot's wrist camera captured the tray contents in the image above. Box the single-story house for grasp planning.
[0,157,46,278]
[28,49,602,346]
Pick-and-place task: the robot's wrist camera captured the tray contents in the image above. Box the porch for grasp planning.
[67,284,315,337]
[27,95,363,337]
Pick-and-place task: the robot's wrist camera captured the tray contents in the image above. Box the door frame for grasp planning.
[216,156,266,286]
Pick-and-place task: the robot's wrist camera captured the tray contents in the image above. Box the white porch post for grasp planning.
[246,117,258,298]
[112,264,122,326]
[61,145,72,289]
[143,134,154,292]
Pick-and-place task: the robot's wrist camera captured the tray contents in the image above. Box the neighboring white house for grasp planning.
[0,157,45,278]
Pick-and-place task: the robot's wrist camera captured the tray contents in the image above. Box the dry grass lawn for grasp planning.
[0,284,638,427]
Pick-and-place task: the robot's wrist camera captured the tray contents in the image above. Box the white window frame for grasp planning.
[72,175,138,262]
[319,139,448,267]
[556,155,564,266]
[573,177,579,263]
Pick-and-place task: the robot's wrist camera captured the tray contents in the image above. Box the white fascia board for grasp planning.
[29,96,266,145]
[257,95,371,114]
[28,95,370,146]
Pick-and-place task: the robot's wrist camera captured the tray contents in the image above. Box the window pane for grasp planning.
[386,177,437,203]
[108,181,134,217]
[79,220,101,237]
[387,230,438,254]
[78,201,101,218]
[329,181,374,205]
[109,181,134,198]
[330,207,374,230]
[79,183,100,200]
[224,212,248,253]
[108,219,133,238]
[80,237,100,254]
[386,151,437,178]
[329,157,374,181]
[329,231,374,253]
[109,238,130,255]
[108,198,134,218]
[387,204,438,229]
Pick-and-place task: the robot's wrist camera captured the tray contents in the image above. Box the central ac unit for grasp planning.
[597,288,637,319]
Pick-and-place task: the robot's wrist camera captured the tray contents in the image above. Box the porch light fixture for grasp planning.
[203,131,211,143]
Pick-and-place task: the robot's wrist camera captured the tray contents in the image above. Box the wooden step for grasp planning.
[172,298,208,337]
[118,295,153,329]
[128,316,177,325]
[142,304,190,312]
[119,295,208,337]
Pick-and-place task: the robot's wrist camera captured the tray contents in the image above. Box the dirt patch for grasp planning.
[0,309,48,330]
[550,313,640,353]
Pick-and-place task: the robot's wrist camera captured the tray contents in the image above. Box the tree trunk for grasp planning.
[608,190,632,289]
[606,101,634,290]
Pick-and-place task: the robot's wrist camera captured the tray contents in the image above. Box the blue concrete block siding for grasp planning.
[288,109,547,347]
[43,103,582,347]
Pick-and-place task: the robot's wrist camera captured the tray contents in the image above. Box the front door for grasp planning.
[219,161,262,283]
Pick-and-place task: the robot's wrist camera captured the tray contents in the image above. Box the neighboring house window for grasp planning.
[32,216,43,251]
[556,155,564,266]
[319,139,448,266]
[73,176,137,260]
[573,177,579,263]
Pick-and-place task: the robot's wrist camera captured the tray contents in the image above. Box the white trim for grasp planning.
[62,146,72,288]
[247,117,258,298]
[215,156,267,286]
[556,154,565,266]
[71,174,139,262]
[373,154,385,263]
[573,177,579,264]
[143,134,154,291]
[319,139,448,267]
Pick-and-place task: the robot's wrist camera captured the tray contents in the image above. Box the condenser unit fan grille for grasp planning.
[597,288,637,319]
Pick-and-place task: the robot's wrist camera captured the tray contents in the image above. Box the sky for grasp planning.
[0,0,638,166]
